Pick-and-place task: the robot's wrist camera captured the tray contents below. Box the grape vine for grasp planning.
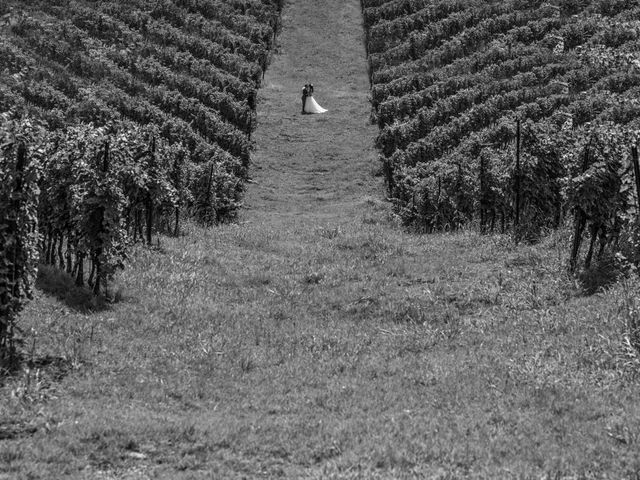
[364,0,640,274]
[0,0,282,361]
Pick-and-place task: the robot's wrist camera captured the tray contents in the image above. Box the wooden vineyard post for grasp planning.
[174,205,180,237]
[173,158,182,237]
[57,233,64,270]
[45,226,53,264]
[632,145,640,214]
[172,153,183,237]
[75,251,85,286]
[569,140,592,273]
[480,151,486,233]
[456,163,466,221]
[514,118,521,243]
[65,234,73,274]
[145,137,155,245]
[204,162,214,224]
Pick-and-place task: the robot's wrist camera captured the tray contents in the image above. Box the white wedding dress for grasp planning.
[304,95,327,114]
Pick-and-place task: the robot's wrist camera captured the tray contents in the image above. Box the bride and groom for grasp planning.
[301,83,327,114]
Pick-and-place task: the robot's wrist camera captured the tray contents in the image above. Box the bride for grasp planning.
[304,84,327,114]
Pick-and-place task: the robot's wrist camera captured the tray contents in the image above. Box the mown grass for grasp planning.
[3,0,640,477]
[2,215,640,478]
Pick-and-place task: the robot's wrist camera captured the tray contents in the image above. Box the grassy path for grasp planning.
[244,0,379,221]
[3,0,640,478]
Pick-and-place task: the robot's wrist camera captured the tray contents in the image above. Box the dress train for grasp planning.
[304,95,327,114]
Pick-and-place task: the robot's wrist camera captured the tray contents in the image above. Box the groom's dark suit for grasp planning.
[301,86,308,114]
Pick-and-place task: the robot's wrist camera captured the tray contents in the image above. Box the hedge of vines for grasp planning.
[0,0,283,222]
[362,0,640,270]
[0,0,283,364]
[0,114,212,365]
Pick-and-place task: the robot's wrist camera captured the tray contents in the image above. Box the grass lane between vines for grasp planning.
[3,209,640,477]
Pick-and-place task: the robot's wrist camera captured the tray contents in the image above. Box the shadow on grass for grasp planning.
[578,255,624,295]
[35,264,112,313]
[1,352,73,377]
[0,419,38,440]
[1,354,75,442]
[1,353,74,397]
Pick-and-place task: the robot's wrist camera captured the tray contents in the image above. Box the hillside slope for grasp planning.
[244,0,379,220]
[2,0,640,478]
[0,0,281,221]
[363,0,640,239]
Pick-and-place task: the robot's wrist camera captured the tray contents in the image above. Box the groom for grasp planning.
[301,84,308,114]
